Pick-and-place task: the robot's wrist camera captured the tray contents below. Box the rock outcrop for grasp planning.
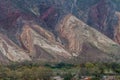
[114,12,120,44]
[57,14,120,62]
[0,33,31,62]
[88,0,118,39]
[19,22,71,62]
[0,0,120,64]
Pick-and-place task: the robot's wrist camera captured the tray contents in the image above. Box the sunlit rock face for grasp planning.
[0,33,31,63]
[56,14,120,63]
[19,21,72,61]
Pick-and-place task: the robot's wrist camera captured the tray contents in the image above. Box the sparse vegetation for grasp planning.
[0,62,119,80]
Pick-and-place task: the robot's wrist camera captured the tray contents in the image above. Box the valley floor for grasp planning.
[0,62,120,80]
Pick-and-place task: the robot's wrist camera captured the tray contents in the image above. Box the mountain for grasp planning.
[56,14,120,63]
[1,13,120,63]
[87,0,118,39]
[114,12,120,44]
[0,33,31,64]
[19,21,72,62]
[0,0,120,64]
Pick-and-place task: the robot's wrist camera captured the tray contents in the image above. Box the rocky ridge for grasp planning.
[0,0,120,63]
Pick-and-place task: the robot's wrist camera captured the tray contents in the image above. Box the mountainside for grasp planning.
[87,0,118,39]
[0,33,31,63]
[57,14,120,63]
[114,12,120,44]
[0,0,120,64]
[19,21,72,62]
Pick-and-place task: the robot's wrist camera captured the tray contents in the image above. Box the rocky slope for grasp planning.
[87,0,118,39]
[0,19,72,63]
[1,13,119,63]
[0,0,120,63]
[114,12,120,45]
[56,14,120,63]
[0,33,31,63]
[19,21,71,62]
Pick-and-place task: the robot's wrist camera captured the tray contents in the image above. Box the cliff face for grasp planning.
[0,19,72,63]
[19,21,71,62]
[88,0,118,39]
[114,12,120,44]
[0,0,37,47]
[0,33,31,63]
[0,0,119,41]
